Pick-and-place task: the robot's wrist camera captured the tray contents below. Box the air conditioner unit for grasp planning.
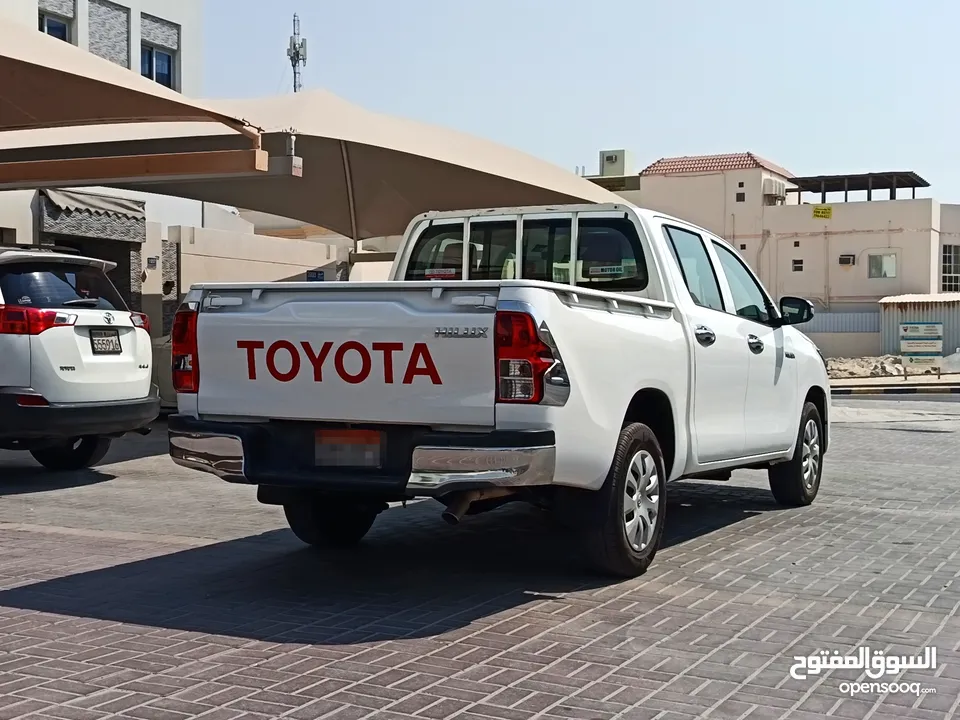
[597,149,633,177]
[762,177,786,198]
[838,254,856,266]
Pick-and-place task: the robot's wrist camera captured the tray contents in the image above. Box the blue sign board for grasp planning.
[306,270,325,282]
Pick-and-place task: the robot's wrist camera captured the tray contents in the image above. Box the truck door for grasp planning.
[710,240,798,455]
[662,225,748,462]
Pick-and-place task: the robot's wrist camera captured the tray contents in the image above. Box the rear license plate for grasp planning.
[90,328,122,355]
[314,429,383,468]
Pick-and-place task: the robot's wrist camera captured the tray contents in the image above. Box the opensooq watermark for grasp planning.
[789,646,938,697]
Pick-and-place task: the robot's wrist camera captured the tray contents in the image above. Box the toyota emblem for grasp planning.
[103,312,114,325]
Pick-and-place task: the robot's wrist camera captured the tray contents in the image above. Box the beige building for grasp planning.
[589,150,956,314]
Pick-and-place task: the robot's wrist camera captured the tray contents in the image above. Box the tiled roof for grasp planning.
[640,152,794,178]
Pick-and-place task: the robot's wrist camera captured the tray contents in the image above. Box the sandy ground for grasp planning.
[827,352,960,378]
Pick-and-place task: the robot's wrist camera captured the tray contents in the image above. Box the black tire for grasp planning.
[283,500,378,548]
[29,436,112,471]
[581,423,667,578]
[768,401,823,507]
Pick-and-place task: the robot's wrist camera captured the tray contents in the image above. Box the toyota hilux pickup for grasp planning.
[168,203,829,577]
[0,249,160,470]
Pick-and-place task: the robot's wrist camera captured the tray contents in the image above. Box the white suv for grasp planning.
[0,249,160,470]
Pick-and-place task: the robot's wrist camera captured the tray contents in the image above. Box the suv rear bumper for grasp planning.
[167,414,556,497]
[0,389,160,440]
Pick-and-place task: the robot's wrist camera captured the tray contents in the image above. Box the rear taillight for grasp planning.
[130,312,151,334]
[0,305,77,335]
[494,310,557,403]
[171,308,199,393]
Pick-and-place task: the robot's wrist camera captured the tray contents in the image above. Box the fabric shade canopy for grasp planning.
[0,21,250,133]
[0,89,618,239]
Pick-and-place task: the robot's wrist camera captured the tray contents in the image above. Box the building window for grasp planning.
[868,253,897,279]
[735,192,746,203]
[738,181,744,188]
[739,243,747,250]
[792,259,803,272]
[793,240,800,247]
[943,245,960,292]
[141,44,175,88]
[39,12,71,42]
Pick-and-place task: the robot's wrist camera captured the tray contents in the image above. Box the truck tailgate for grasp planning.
[195,284,498,427]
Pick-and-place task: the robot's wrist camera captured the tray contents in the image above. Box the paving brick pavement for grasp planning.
[0,400,958,720]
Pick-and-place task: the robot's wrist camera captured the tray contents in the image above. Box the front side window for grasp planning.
[662,226,724,311]
[868,253,897,279]
[712,241,772,324]
[0,262,126,311]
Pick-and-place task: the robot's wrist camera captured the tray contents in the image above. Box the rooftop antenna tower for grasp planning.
[287,13,307,92]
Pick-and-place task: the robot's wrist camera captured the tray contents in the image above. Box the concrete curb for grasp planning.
[831,385,960,396]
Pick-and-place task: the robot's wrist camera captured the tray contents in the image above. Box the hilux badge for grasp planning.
[435,326,487,338]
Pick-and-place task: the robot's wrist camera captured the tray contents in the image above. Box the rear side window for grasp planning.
[662,226,725,311]
[0,262,127,311]
[404,216,649,291]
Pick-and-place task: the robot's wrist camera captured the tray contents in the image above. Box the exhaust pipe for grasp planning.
[440,488,516,525]
[441,490,478,525]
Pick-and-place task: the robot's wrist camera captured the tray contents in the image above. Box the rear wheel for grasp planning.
[284,500,379,548]
[29,436,112,471]
[582,423,667,578]
[768,401,823,506]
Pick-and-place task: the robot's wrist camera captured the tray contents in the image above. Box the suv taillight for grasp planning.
[130,311,151,334]
[171,308,199,393]
[0,305,77,335]
[494,310,557,403]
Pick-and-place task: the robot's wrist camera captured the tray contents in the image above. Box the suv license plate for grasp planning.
[315,429,383,468]
[90,329,122,355]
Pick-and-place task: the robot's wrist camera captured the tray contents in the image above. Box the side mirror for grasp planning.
[777,296,815,326]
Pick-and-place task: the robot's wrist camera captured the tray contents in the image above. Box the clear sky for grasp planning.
[205,0,957,199]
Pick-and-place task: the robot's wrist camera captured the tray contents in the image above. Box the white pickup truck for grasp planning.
[168,203,829,577]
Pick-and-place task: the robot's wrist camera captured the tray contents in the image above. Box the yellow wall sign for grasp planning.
[812,205,833,220]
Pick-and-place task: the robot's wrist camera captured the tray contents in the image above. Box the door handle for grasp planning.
[694,325,716,347]
[747,334,764,354]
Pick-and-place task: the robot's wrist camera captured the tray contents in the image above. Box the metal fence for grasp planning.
[880,301,960,356]
[802,311,880,334]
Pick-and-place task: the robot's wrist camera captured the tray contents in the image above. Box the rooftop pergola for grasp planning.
[787,171,930,203]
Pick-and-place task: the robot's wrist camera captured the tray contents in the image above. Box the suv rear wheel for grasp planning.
[29,436,112,471]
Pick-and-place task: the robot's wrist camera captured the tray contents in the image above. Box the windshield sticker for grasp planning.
[588,265,624,276]
[17,296,31,304]
[425,267,459,278]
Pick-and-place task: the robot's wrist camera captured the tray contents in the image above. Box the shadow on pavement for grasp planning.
[0,420,169,479]
[0,481,779,644]
[100,419,169,463]
[0,467,116,496]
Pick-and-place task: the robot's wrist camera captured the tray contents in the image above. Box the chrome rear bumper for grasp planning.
[168,422,555,495]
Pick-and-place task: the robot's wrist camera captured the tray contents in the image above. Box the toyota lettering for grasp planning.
[235,339,442,385]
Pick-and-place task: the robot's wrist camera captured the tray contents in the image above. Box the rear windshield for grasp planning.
[403,217,649,291]
[0,262,127,311]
